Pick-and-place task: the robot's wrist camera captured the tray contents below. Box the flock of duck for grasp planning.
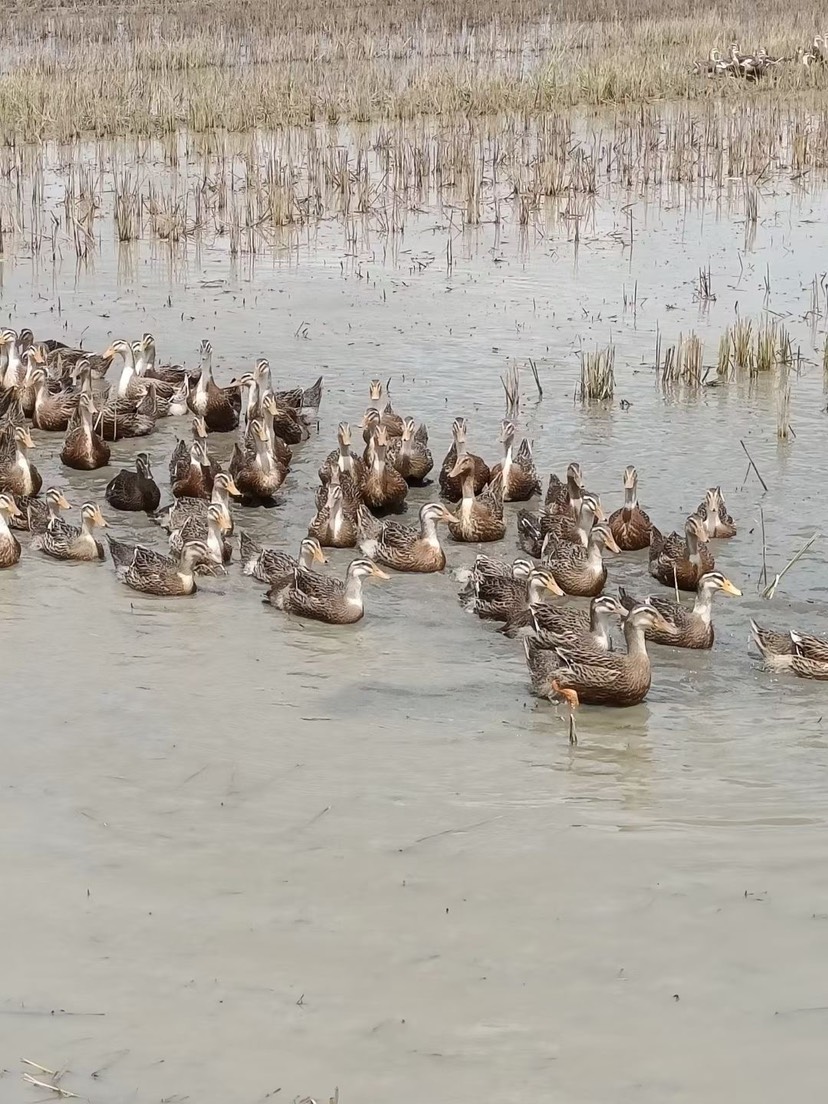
[0,326,822,741]
[695,38,828,78]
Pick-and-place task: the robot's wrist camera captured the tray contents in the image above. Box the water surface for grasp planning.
[2,134,828,1103]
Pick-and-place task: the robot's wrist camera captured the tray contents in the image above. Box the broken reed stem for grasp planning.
[740,438,768,492]
[761,532,819,599]
[21,1074,79,1098]
[501,362,520,416]
[527,357,543,400]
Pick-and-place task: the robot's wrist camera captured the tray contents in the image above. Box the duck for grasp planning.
[29,365,79,432]
[363,378,404,439]
[229,418,288,504]
[61,390,111,470]
[32,501,108,561]
[265,556,389,624]
[446,456,505,543]
[135,332,199,386]
[514,593,626,648]
[170,431,214,500]
[541,522,620,597]
[619,572,741,649]
[695,486,736,539]
[649,514,714,591]
[387,418,434,485]
[543,462,585,519]
[258,395,299,463]
[0,329,27,390]
[169,502,232,565]
[522,597,627,690]
[461,562,563,622]
[106,453,161,512]
[700,47,736,76]
[356,502,454,573]
[188,340,241,432]
[0,493,23,566]
[490,420,541,502]
[240,533,327,585]
[318,422,366,487]
[15,487,73,534]
[361,425,408,512]
[95,384,156,441]
[518,492,602,558]
[750,619,828,679]
[41,337,113,379]
[15,349,47,418]
[260,387,310,447]
[608,466,653,551]
[154,472,240,535]
[108,536,220,596]
[532,605,670,740]
[274,373,323,417]
[308,480,358,548]
[439,417,491,501]
[105,338,151,401]
[0,424,41,498]
[457,554,533,608]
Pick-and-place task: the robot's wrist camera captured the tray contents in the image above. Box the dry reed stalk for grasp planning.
[776,362,793,439]
[578,344,615,403]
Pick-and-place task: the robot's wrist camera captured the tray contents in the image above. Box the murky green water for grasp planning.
[2,129,828,1103]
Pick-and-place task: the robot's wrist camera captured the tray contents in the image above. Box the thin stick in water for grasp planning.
[740,438,768,493]
[762,532,819,599]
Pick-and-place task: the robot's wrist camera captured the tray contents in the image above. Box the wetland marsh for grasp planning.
[3,3,828,1102]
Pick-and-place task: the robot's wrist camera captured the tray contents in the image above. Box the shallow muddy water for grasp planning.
[3,132,828,1103]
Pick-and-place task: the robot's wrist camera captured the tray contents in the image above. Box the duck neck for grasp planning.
[586,535,603,568]
[371,442,387,475]
[246,381,261,424]
[15,439,31,472]
[576,506,595,542]
[133,346,147,377]
[197,351,212,396]
[455,435,468,462]
[206,517,223,556]
[344,568,365,606]
[527,576,549,606]
[623,482,637,513]
[338,440,354,473]
[5,338,22,387]
[117,352,136,398]
[420,511,441,545]
[590,608,613,650]
[686,527,702,565]
[692,586,715,624]
[298,545,314,570]
[80,514,97,544]
[254,434,273,473]
[0,508,11,539]
[624,619,649,659]
[460,470,476,505]
[567,474,582,513]
[211,484,229,512]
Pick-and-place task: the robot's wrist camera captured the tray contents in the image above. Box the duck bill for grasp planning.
[371,566,391,580]
[721,579,742,597]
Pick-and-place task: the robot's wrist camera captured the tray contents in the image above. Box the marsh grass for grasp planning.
[658,332,704,388]
[579,344,615,402]
[3,0,828,139]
